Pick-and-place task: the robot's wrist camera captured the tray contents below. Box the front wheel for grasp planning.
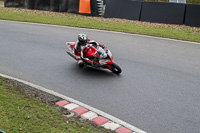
[110,63,122,74]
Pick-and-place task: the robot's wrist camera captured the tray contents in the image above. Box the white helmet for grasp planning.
[78,34,88,44]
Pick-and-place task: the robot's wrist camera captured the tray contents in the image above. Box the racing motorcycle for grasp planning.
[66,42,122,74]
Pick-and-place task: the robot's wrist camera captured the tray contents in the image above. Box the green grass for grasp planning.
[0,77,98,133]
[0,8,200,43]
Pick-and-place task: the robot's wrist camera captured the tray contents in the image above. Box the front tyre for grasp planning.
[110,63,122,74]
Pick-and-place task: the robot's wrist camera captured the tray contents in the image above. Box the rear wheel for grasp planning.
[110,63,122,74]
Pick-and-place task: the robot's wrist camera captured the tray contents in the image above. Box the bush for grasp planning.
[187,0,200,4]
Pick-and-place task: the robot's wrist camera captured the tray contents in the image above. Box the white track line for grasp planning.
[0,73,147,133]
[0,20,199,46]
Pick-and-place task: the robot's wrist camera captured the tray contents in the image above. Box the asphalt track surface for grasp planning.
[1,20,200,133]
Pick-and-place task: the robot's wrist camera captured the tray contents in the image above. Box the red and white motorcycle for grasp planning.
[66,42,122,74]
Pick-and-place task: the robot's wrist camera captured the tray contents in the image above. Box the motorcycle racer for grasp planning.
[66,36,122,74]
[74,34,106,68]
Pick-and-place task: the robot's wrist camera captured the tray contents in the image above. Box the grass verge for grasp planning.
[0,76,101,133]
[0,7,200,43]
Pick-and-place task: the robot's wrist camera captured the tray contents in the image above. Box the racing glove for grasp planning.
[99,44,106,48]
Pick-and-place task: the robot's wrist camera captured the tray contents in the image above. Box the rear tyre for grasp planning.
[110,63,122,74]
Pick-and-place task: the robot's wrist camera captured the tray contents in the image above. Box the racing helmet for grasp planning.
[78,34,88,44]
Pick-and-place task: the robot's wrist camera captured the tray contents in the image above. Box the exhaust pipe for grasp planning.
[66,51,77,60]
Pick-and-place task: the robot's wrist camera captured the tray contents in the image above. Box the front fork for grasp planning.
[106,64,112,70]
